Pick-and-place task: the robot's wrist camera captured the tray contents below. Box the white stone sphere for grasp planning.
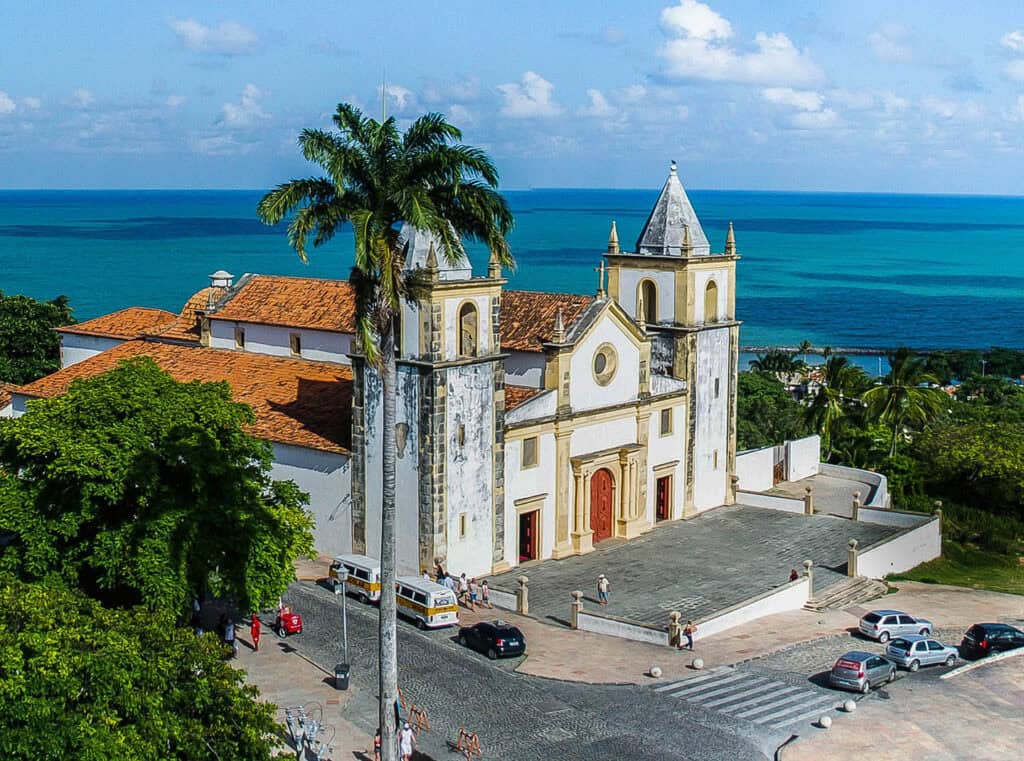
[819,716,832,729]
[691,657,705,670]
[843,700,857,713]
[650,666,663,678]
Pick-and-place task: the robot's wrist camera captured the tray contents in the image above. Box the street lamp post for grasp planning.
[981,358,988,377]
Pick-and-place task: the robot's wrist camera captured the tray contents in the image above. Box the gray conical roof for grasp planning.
[398,223,472,280]
[635,162,710,256]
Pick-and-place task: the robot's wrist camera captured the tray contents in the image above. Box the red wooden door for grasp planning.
[656,476,670,521]
[590,468,614,543]
[518,510,538,562]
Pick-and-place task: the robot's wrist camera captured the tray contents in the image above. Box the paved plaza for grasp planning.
[769,472,877,518]
[487,504,899,628]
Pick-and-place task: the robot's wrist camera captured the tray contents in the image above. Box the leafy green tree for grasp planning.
[736,371,810,450]
[257,103,513,759]
[983,347,1024,379]
[805,355,869,459]
[863,347,947,456]
[0,357,314,616]
[0,291,75,385]
[0,577,278,761]
[955,374,1021,406]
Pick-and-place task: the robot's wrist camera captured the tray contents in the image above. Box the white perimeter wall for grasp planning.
[646,404,687,522]
[735,446,775,492]
[786,435,821,481]
[60,334,123,367]
[504,351,545,389]
[569,317,640,412]
[503,432,557,566]
[209,320,353,364]
[694,578,809,641]
[270,443,352,557]
[693,328,729,510]
[617,269,676,324]
[858,518,941,579]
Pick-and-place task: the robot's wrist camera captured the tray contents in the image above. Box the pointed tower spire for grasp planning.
[635,160,710,256]
[725,222,736,256]
[426,241,439,280]
[552,309,566,343]
[607,220,620,255]
[487,248,501,278]
[681,224,692,256]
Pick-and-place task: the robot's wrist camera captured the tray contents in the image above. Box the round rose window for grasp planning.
[593,343,618,386]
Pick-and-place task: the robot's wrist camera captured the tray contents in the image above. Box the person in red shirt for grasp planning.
[250,613,261,652]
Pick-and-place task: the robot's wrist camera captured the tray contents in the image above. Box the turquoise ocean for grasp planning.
[2,189,1024,371]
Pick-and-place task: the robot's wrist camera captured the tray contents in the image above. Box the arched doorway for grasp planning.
[638,279,657,324]
[590,468,614,543]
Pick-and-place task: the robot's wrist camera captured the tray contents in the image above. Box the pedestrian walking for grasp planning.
[250,613,261,652]
[468,577,479,611]
[597,574,610,605]
[481,579,492,608]
[459,573,469,607]
[399,721,416,760]
[789,568,799,582]
[682,620,697,650]
[223,616,238,658]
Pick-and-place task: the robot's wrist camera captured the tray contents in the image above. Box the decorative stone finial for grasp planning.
[487,248,501,278]
[426,241,439,280]
[669,160,677,175]
[594,260,607,298]
[681,224,692,256]
[552,309,566,343]
[636,291,646,332]
[725,222,736,255]
[607,220,620,255]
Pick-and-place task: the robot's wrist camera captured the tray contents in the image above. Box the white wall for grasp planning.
[569,316,640,412]
[617,269,675,324]
[60,334,122,368]
[504,351,545,389]
[270,443,352,557]
[736,491,805,514]
[692,328,729,510]
[693,268,729,324]
[694,577,809,641]
[442,294,491,362]
[785,435,821,481]
[735,446,775,492]
[570,416,636,456]
[857,519,941,578]
[858,507,931,528]
[209,320,353,364]
[646,405,687,522]
[444,363,495,577]
[505,390,556,425]
[820,463,889,507]
[503,431,556,567]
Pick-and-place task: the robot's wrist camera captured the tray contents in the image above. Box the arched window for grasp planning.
[704,280,719,323]
[458,302,478,357]
[638,279,658,324]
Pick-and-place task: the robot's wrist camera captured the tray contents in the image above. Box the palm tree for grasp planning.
[805,355,868,458]
[862,347,946,456]
[258,103,513,759]
[749,348,804,377]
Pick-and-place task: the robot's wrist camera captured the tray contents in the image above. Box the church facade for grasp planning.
[7,165,739,578]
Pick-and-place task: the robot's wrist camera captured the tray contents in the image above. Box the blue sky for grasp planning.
[2,1,1023,193]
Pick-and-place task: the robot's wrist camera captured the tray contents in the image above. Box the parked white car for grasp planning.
[858,609,933,643]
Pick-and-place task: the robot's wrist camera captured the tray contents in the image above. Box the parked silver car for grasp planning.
[829,651,896,693]
[858,609,933,643]
[885,636,958,671]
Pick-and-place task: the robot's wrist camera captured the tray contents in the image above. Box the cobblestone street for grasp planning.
[487,505,898,627]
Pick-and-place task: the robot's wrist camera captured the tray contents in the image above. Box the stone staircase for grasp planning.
[805,576,888,611]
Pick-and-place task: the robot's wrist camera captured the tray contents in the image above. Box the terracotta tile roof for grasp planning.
[56,307,178,340]
[147,287,229,343]
[211,275,357,333]
[17,341,352,454]
[0,382,18,410]
[500,290,595,352]
[505,385,543,411]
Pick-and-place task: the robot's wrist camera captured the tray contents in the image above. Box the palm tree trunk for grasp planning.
[378,325,399,761]
[889,416,899,457]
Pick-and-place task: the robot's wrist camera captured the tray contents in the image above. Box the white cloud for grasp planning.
[1005,59,1024,82]
[618,84,648,104]
[920,96,984,121]
[448,104,475,126]
[190,133,255,156]
[168,18,259,56]
[579,89,617,118]
[868,24,913,63]
[165,95,187,109]
[383,84,413,110]
[496,71,564,118]
[658,1,824,87]
[0,91,15,115]
[660,0,732,41]
[21,96,42,110]
[219,84,269,128]
[762,87,823,112]
[72,88,94,108]
[791,109,839,129]
[1001,30,1024,53]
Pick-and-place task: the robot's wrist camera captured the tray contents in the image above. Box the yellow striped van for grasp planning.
[329,554,382,603]
[395,576,459,629]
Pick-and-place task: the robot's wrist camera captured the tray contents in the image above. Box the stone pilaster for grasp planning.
[682,334,698,517]
[725,324,740,505]
[551,427,575,559]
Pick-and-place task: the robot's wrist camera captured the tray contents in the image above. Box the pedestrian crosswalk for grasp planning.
[653,668,840,729]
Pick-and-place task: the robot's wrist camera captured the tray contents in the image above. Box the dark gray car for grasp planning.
[829,651,896,693]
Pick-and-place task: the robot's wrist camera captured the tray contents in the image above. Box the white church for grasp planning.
[7,164,740,578]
